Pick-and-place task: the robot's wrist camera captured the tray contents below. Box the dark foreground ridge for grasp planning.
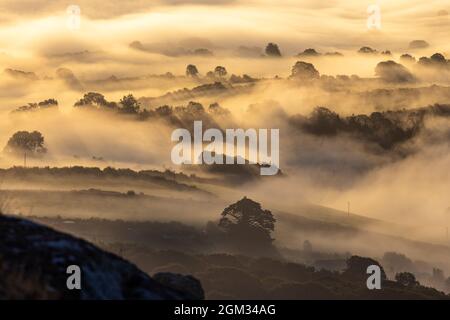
[0,215,203,300]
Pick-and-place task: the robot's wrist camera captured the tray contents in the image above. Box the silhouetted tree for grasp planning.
[208,102,230,116]
[119,94,140,114]
[343,256,387,280]
[297,48,320,57]
[186,64,199,77]
[14,99,58,112]
[417,53,448,68]
[129,40,145,51]
[4,131,47,155]
[299,107,342,135]
[375,61,415,83]
[290,61,320,80]
[214,66,227,78]
[75,92,112,108]
[358,46,377,54]
[290,106,426,149]
[409,40,429,49]
[38,99,58,108]
[395,272,419,287]
[265,43,281,57]
[400,54,416,64]
[155,105,173,116]
[430,53,447,64]
[229,74,255,84]
[219,197,276,244]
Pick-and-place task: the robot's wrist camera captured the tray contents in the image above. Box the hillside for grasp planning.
[0,215,203,300]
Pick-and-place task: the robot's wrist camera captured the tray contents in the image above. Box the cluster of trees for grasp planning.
[289,104,450,149]
[379,53,450,82]
[290,61,320,80]
[3,131,47,156]
[146,101,221,129]
[352,48,450,82]
[13,99,58,113]
[133,40,355,60]
[99,242,449,299]
[192,153,282,185]
[375,60,415,83]
[417,53,450,69]
[296,48,343,57]
[186,65,229,79]
[72,90,236,131]
[135,81,231,110]
[3,68,39,80]
[0,165,203,192]
[129,40,213,57]
[74,92,141,114]
[74,92,115,109]
[182,51,447,86]
[262,42,342,58]
[358,46,392,56]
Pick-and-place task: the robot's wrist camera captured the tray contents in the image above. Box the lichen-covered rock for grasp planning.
[0,215,203,300]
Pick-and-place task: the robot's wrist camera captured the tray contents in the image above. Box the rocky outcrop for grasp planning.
[0,215,203,300]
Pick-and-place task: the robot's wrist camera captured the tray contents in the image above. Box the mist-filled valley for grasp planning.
[0,0,449,300]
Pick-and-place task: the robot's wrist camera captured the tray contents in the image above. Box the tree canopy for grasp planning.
[218,197,276,242]
[375,60,415,83]
[395,272,420,287]
[186,64,199,77]
[119,94,141,114]
[265,43,281,57]
[290,61,320,80]
[4,131,47,155]
[214,66,228,78]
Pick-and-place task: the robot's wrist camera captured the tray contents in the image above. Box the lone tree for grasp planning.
[214,66,228,78]
[290,61,320,80]
[343,256,387,281]
[119,94,140,114]
[219,197,276,246]
[265,43,282,57]
[358,46,377,54]
[400,54,416,64]
[375,61,415,83]
[186,64,199,77]
[4,131,47,156]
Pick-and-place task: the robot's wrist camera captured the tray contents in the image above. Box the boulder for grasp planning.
[0,215,203,300]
